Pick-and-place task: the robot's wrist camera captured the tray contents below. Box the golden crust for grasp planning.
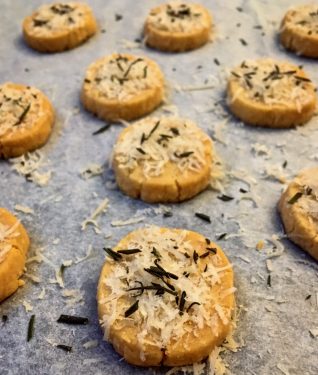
[227,61,317,128]
[81,54,165,122]
[97,227,235,366]
[278,168,318,261]
[22,2,97,53]
[112,118,213,203]
[144,3,212,52]
[0,208,30,303]
[280,7,318,58]
[0,83,55,159]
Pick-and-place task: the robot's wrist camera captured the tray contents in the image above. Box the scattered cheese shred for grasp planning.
[14,204,34,215]
[81,198,109,231]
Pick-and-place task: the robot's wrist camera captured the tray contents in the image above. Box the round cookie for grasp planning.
[112,116,213,203]
[278,167,318,261]
[23,2,97,53]
[0,208,30,303]
[0,82,55,158]
[144,1,212,52]
[227,59,317,128]
[97,226,235,366]
[81,54,165,122]
[280,5,318,58]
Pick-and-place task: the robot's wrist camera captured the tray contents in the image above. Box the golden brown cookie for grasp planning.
[0,82,55,158]
[144,1,212,52]
[112,116,213,203]
[280,5,318,58]
[97,226,235,366]
[23,2,97,53]
[227,59,317,128]
[81,54,165,122]
[278,167,318,261]
[0,208,30,303]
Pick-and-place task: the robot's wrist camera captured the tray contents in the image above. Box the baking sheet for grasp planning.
[0,1,318,374]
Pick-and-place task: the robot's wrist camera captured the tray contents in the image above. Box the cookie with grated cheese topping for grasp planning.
[97,226,235,366]
[144,1,212,52]
[0,208,30,303]
[280,5,318,58]
[112,116,213,203]
[227,59,317,128]
[278,167,318,261]
[0,83,55,158]
[23,2,97,53]
[81,53,165,122]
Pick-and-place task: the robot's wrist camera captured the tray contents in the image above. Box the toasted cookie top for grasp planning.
[83,54,164,101]
[146,1,211,33]
[25,2,92,36]
[229,59,315,110]
[99,226,234,347]
[0,218,20,264]
[288,169,318,226]
[282,5,318,35]
[113,116,212,178]
[0,83,47,138]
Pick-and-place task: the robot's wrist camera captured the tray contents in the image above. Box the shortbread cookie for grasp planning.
[81,54,165,122]
[112,116,213,202]
[278,168,318,261]
[23,2,97,53]
[227,59,317,128]
[280,5,318,58]
[97,226,235,366]
[0,208,30,302]
[0,83,55,158]
[144,1,212,52]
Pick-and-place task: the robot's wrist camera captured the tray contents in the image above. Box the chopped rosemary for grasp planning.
[56,344,72,352]
[136,147,146,155]
[27,315,35,342]
[117,249,141,255]
[141,121,160,144]
[92,123,111,135]
[2,315,8,325]
[170,127,180,136]
[217,233,227,241]
[124,300,139,317]
[14,103,31,126]
[204,264,208,272]
[288,192,303,205]
[236,7,243,12]
[33,19,48,27]
[115,14,123,21]
[195,213,211,223]
[205,238,211,245]
[151,247,161,258]
[103,247,122,261]
[193,250,199,264]
[267,274,271,287]
[206,247,217,254]
[57,315,89,325]
[174,151,194,158]
[282,161,288,169]
[294,76,311,83]
[305,294,312,300]
[143,66,148,78]
[178,291,187,314]
[214,58,220,66]
[231,71,241,78]
[123,58,144,78]
[186,302,201,313]
[163,211,173,218]
[217,194,234,202]
[199,251,210,258]
[240,188,248,193]
[239,38,248,46]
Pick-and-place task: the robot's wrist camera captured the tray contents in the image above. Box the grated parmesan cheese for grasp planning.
[81,198,109,231]
[100,226,235,359]
[147,1,210,33]
[113,116,212,179]
[14,204,34,215]
[229,59,315,110]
